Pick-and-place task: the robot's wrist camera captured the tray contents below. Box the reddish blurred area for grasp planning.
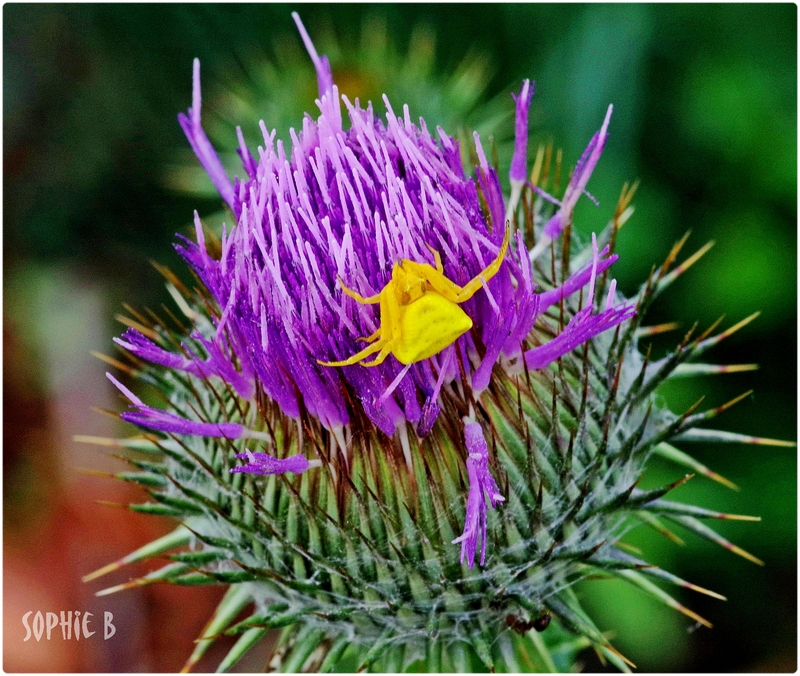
[3,270,226,672]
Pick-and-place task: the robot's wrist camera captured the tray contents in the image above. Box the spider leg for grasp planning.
[359,287,401,366]
[411,226,510,303]
[338,277,381,304]
[425,243,444,273]
[360,343,394,367]
[317,340,386,367]
[358,328,381,343]
[453,223,511,302]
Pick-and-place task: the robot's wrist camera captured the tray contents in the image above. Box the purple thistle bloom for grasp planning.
[114,327,255,400]
[452,421,505,568]
[107,372,245,439]
[531,104,614,261]
[175,57,540,439]
[509,79,534,184]
[231,451,310,476]
[118,16,636,564]
[178,60,236,210]
[526,286,635,369]
[526,235,637,368]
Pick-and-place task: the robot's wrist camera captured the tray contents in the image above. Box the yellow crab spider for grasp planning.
[318,224,510,368]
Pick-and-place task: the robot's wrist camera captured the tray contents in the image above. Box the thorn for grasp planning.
[613,205,636,232]
[92,407,125,421]
[658,231,692,278]
[699,312,761,349]
[82,561,125,583]
[592,644,607,667]
[95,580,143,597]
[581,540,607,560]
[718,514,761,522]
[672,473,694,489]
[639,265,657,309]
[713,390,754,416]
[660,241,715,286]
[672,516,764,565]
[530,144,546,187]
[677,429,796,448]
[90,350,134,373]
[542,142,553,186]
[74,435,121,447]
[166,283,200,323]
[613,180,639,232]
[714,363,759,373]
[115,314,161,341]
[672,363,759,377]
[695,316,726,343]
[604,643,637,669]
[152,260,192,297]
[121,302,154,328]
[554,148,563,193]
[682,582,727,601]
[615,541,643,556]
[640,512,686,546]
[542,539,557,563]
[95,500,126,509]
[673,602,713,629]
[654,442,740,490]
[706,471,740,491]
[76,468,115,479]
[635,322,681,337]
[679,322,699,349]
[681,396,706,421]
[725,544,765,566]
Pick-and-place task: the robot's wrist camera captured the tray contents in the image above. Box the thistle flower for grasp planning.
[165,13,500,204]
[82,15,790,672]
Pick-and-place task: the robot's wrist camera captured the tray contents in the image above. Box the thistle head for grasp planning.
[84,15,785,673]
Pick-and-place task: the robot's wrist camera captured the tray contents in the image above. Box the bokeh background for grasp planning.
[4,3,796,672]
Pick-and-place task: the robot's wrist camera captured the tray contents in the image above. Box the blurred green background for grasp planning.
[4,4,796,672]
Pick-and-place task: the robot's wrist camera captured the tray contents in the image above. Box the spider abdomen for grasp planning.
[393,292,473,364]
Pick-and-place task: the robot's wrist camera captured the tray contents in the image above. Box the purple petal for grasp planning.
[107,371,244,438]
[525,303,636,370]
[509,79,534,183]
[537,249,618,314]
[114,329,199,375]
[452,422,505,568]
[231,451,310,476]
[121,410,244,438]
[539,105,613,244]
[178,59,235,209]
[292,12,334,98]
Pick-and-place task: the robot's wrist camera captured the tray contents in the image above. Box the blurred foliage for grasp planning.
[4,3,795,672]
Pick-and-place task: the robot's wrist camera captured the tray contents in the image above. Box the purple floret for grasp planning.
[231,451,310,476]
[510,79,534,184]
[114,17,639,565]
[452,422,505,568]
[175,52,538,438]
[107,372,245,439]
[540,105,613,244]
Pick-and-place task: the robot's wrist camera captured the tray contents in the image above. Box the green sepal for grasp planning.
[183,585,253,671]
[318,634,351,673]
[128,502,185,517]
[216,627,267,673]
[117,471,168,488]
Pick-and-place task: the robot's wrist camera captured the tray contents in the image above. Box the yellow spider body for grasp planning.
[319,226,510,367]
